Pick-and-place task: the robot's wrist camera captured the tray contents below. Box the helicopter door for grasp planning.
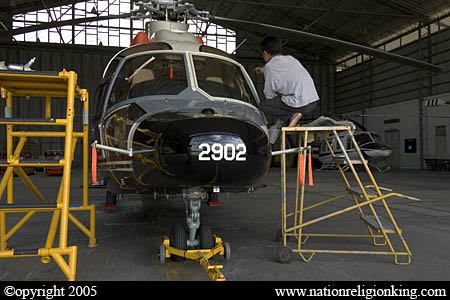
[192,55,258,106]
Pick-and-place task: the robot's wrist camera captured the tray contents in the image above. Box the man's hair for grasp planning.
[260,36,282,55]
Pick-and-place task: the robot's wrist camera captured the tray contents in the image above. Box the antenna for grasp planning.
[232,38,248,55]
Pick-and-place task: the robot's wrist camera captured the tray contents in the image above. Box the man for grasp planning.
[255,36,319,128]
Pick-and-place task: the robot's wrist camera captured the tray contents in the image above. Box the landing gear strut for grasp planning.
[159,188,230,281]
[184,189,203,248]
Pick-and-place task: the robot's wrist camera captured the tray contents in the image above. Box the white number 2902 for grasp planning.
[198,143,246,161]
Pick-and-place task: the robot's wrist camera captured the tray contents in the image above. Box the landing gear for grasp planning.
[184,189,203,248]
[103,190,120,210]
[223,241,231,262]
[198,225,214,249]
[207,192,221,206]
[159,188,230,281]
[170,224,187,261]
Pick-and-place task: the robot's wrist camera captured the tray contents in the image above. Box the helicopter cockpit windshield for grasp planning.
[192,55,258,106]
[109,53,188,106]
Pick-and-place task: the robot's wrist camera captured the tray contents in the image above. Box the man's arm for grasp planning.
[254,66,264,75]
[263,67,278,99]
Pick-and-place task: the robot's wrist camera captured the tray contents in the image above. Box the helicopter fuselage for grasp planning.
[94,37,271,194]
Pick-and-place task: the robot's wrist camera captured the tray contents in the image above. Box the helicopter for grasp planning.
[91,1,272,255]
[90,0,442,258]
[308,117,393,172]
[317,130,392,172]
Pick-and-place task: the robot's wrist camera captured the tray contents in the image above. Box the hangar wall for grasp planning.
[0,42,119,167]
[348,95,450,169]
[336,27,450,169]
[335,26,450,114]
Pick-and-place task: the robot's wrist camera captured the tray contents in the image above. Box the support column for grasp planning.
[0,11,13,42]
[6,92,13,204]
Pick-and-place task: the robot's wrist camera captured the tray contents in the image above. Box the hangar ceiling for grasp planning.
[1,0,450,63]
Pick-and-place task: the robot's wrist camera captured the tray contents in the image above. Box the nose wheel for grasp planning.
[197,225,214,249]
[169,224,187,261]
[159,188,230,281]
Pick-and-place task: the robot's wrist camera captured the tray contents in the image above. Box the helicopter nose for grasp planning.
[133,113,271,187]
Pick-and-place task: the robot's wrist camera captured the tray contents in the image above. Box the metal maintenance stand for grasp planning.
[0,70,96,281]
[277,124,419,264]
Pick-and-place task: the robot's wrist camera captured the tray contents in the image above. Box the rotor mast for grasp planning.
[132,0,210,20]
[132,0,210,36]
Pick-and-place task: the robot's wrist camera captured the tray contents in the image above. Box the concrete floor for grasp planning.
[1,167,449,281]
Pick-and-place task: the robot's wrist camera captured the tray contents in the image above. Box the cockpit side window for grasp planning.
[192,55,257,106]
[108,53,187,107]
[371,133,382,143]
[355,133,372,145]
[104,59,119,80]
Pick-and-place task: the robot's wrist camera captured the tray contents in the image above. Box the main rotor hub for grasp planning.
[132,0,210,22]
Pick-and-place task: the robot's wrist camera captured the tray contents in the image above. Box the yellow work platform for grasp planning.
[277,124,419,265]
[0,69,95,281]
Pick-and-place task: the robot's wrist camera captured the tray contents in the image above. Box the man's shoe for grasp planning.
[269,119,283,144]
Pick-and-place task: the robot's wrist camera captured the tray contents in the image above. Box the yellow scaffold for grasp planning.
[277,125,420,265]
[0,69,96,281]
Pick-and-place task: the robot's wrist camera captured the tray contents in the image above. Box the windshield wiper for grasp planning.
[125,56,156,82]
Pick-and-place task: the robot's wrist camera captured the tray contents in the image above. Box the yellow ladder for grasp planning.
[278,125,419,265]
[0,69,96,281]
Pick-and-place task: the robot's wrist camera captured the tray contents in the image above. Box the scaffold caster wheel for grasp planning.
[198,225,214,249]
[159,244,166,264]
[223,241,231,262]
[170,224,186,261]
[278,246,293,264]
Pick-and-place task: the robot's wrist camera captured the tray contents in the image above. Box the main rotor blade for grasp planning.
[210,15,442,73]
[9,13,131,36]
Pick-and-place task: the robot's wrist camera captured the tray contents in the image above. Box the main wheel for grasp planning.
[159,244,166,264]
[198,225,214,249]
[223,241,231,262]
[105,190,117,205]
[170,224,187,261]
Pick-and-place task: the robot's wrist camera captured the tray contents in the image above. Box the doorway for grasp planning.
[385,129,400,169]
[435,126,447,158]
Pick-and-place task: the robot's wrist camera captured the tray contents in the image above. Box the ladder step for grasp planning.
[321,162,337,169]
[360,215,395,231]
[0,118,56,123]
[0,160,62,165]
[13,249,39,256]
[334,159,367,164]
[333,156,367,165]
[347,186,379,196]
[0,118,58,125]
[0,203,57,209]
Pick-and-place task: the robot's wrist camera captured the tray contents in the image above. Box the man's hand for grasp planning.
[254,67,264,75]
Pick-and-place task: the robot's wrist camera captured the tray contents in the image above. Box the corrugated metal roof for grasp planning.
[2,0,450,63]
[194,0,450,62]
